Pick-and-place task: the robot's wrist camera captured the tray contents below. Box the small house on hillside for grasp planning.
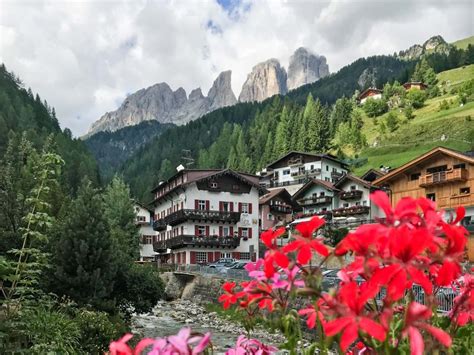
[357,88,382,104]
[403,82,428,90]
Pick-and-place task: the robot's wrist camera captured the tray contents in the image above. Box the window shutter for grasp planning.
[230,202,234,212]
[248,228,252,238]
[230,226,234,236]
[219,226,223,237]
[208,252,214,262]
[195,200,199,209]
[206,200,210,210]
[206,226,210,236]
[181,202,184,209]
[238,227,242,237]
[232,252,240,260]
[249,203,253,214]
[190,251,196,264]
[195,225,199,236]
[219,201,223,211]
[238,203,242,212]
[214,251,220,261]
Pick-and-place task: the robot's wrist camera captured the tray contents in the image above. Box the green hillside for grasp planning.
[452,35,474,50]
[354,64,474,175]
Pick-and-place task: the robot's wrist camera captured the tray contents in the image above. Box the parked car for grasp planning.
[220,261,250,275]
[207,258,236,269]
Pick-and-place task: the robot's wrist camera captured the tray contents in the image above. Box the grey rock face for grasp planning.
[287,47,329,90]
[398,35,450,60]
[207,70,237,111]
[86,71,237,136]
[238,59,288,102]
[358,68,378,89]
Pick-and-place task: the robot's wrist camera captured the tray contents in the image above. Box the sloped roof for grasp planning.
[259,188,298,207]
[292,178,339,200]
[373,146,474,186]
[134,200,153,213]
[334,173,373,189]
[360,168,386,182]
[265,151,347,169]
[357,87,382,100]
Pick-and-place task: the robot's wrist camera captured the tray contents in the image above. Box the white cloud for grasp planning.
[0,0,472,136]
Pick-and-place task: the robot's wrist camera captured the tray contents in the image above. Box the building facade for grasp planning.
[258,151,348,195]
[357,88,383,104]
[259,188,299,232]
[292,179,338,220]
[373,147,474,260]
[134,203,158,262]
[151,169,262,265]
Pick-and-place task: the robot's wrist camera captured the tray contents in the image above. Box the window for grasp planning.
[343,203,349,208]
[144,235,153,244]
[350,185,357,190]
[362,200,367,206]
[310,165,314,170]
[325,177,330,182]
[320,191,325,197]
[197,200,206,210]
[460,187,470,194]
[241,203,249,213]
[232,184,240,191]
[426,165,447,174]
[453,163,466,169]
[355,202,360,206]
[426,193,436,202]
[240,252,251,260]
[222,226,230,236]
[283,169,290,175]
[196,225,206,236]
[221,252,232,259]
[196,252,207,263]
[210,181,218,189]
[241,228,249,238]
[221,201,231,212]
[321,207,327,212]
[326,165,329,171]
[268,214,274,221]
[410,173,421,181]
[332,167,337,172]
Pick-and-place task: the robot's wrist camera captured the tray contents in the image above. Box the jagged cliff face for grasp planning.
[86,70,237,136]
[399,35,451,60]
[287,47,329,91]
[238,59,288,102]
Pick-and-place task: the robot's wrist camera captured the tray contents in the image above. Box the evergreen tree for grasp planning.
[103,176,139,261]
[304,94,330,152]
[273,105,290,157]
[53,180,117,310]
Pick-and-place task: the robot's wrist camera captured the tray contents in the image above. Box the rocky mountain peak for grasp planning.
[189,88,205,101]
[287,47,329,90]
[207,70,237,110]
[238,59,288,102]
[398,35,451,60]
[423,35,447,51]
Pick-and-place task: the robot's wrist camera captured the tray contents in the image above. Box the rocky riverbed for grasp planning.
[132,299,285,353]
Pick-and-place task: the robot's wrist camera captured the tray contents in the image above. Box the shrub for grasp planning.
[386,111,399,132]
[406,88,427,108]
[363,98,388,117]
[439,99,450,111]
[404,104,415,120]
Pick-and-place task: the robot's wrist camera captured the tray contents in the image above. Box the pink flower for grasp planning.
[148,328,211,355]
[226,335,278,355]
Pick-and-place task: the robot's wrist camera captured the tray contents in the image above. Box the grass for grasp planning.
[350,65,474,176]
[452,36,474,50]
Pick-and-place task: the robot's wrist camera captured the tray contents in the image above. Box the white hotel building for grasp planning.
[151,169,262,265]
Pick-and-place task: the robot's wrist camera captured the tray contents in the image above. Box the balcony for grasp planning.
[298,210,332,219]
[332,205,370,217]
[331,171,344,179]
[340,190,363,200]
[297,196,332,206]
[419,168,468,187]
[153,241,167,253]
[155,235,241,250]
[288,157,304,167]
[291,169,321,178]
[269,204,293,214]
[438,193,474,209]
[153,209,241,230]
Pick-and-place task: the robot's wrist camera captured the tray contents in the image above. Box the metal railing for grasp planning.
[154,235,241,250]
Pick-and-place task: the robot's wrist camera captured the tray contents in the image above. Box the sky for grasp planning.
[1,0,473,136]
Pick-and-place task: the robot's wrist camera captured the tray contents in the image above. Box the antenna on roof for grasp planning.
[181,149,194,168]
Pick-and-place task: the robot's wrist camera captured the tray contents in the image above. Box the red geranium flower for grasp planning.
[260,227,289,277]
[283,217,328,264]
[218,282,245,309]
[322,282,386,352]
[402,302,452,355]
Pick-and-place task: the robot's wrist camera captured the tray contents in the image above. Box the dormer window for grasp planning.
[210,181,218,189]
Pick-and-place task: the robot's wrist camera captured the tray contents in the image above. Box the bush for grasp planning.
[363,98,388,117]
[439,99,450,111]
[404,104,415,120]
[115,264,165,314]
[405,88,427,109]
[386,111,399,132]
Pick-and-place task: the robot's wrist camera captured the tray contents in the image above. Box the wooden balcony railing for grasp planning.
[340,190,363,200]
[419,168,468,187]
[297,196,332,206]
[153,209,241,230]
[331,171,344,179]
[290,169,321,178]
[269,204,293,214]
[437,193,474,209]
[332,205,370,217]
[153,235,241,251]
